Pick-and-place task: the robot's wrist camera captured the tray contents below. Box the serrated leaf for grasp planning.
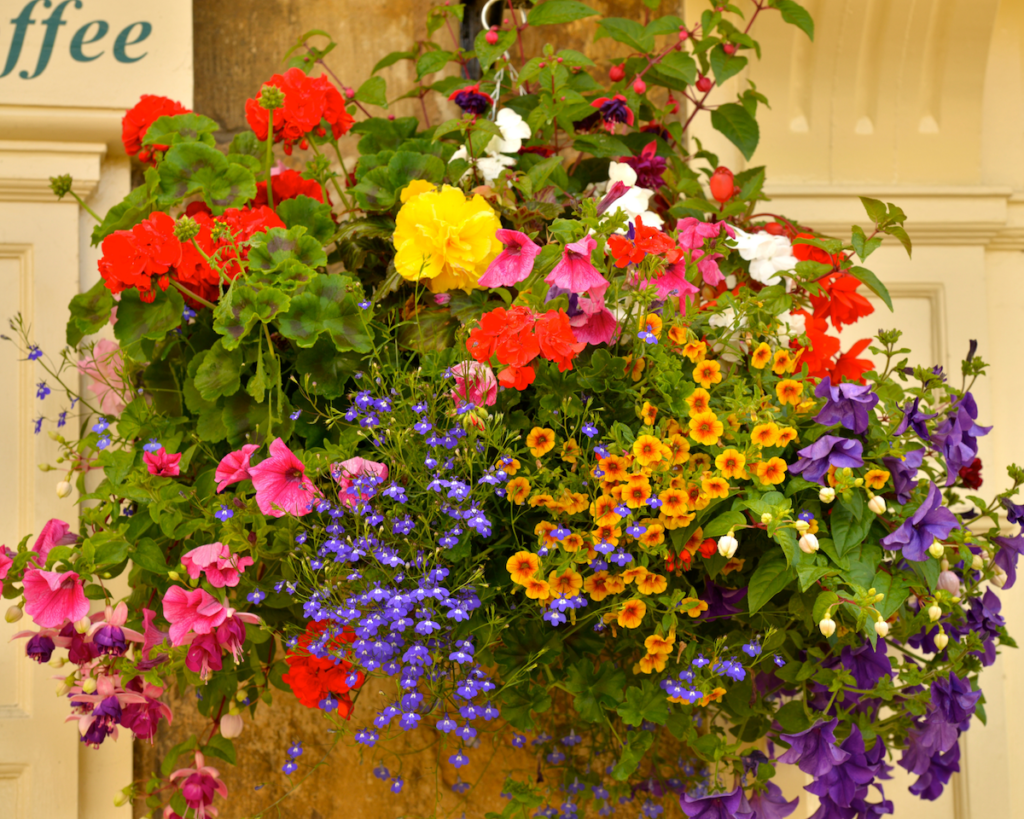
[612,731,655,780]
[91,174,158,245]
[248,226,327,274]
[527,0,599,26]
[276,273,373,352]
[388,151,445,189]
[847,265,893,311]
[113,287,184,361]
[350,166,397,211]
[157,142,256,213]
[710,103,759,160]
[355,75,388,107]
[67,278,114,346]
[776,0,814,39]
[748,554,793,614]
[616,682,669,727]
[275,195,335,244]
[142,113,219,148]
[213,284,291,349]
[194,340,243,401]
[565,660,626,723]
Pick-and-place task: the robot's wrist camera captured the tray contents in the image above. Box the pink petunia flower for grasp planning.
[569,296,619,345]
[141,607,170,661]
[0,546,13,595]
[161,586,227,646]
[676,217,734,251]
[545,235,608,298]
[181,542,254,588]
[640,262,700,302]
[694,249,725,287]
[214,443,258,492]
[478,230,542,288]
[144,447,182,477]
[247,438,318,517]
[331,456,389,508]
[170,752,228,819]
[23,569,90,628]
[32,518,76,563]
[451,361,498,407]
[77,339,129,416]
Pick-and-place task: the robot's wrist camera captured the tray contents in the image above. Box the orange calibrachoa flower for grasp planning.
[679,597,708,618]
[776,379,804,406]
[641,401,658,426]
[506,477,531,504]
[751,422,781,448]
[506,551,540,585]
[682,340,707,363]
[694,359,723,389]
[644,629,676,654]
[498,457,521,476]
[865,469,890,489]
[592,523,622,546]
[772,349,796,375]
[690,453,711,473]
[637,572,668,595]
[721,557,746,575]
[562,533,585,552]
[700,687,727,706]
[755,457,788,486]
[658,487,689,517]
[668,325,687,345]
[624,355,646,381]
[599,454,630,482]
[525,578,551,600]
[666,434,691,465]
[660,510,695,530]
[638,522,666,547]
[777,427,799,446]
[715,449,747,479]
[686,388,711,416]
[559,492,589,515]
[623,474,653,508]
[561,438,580,464]
[605,574,626,594]
[529,494,556,509]
[591,495,621,525]
[584,571,613,601]
[751,342,772,369]
[689,412,724,446]
[617,599,647,628]
[621,565,648,585]
[548,569,583,597]
[534,521,558,547]
[702,475,730,499]
[638,653,669,674]
[633,435,665,467]
[639,313,663,338]
[526,427,556,456]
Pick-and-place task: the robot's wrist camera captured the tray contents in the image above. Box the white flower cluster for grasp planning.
[450,108,532,184]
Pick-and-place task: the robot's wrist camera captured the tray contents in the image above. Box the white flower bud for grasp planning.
[940,558,950,571]
[113,792,130,808]
[220,712,244,739]
[74,616,91,634]
[867,496,886,515]
[48,656,66,668]
[928,542,945,559]
[819,487,836,503]
[5,605,23,623]
[928,605,942,622]
[798,533,819,554]
[795,519,810,534]
[874,619,890,638]
[934,632,949,651]
[819,617,836,638]
[56,682,71,697]
[992,567,1008,588]
[56,480,72,498]
[760,512,773,524]
[971,554,984,571]
[81,677,97,694]
[937,571,960,594]
[717,534,738,559]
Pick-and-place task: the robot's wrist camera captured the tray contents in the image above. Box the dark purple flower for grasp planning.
[993,531,1024,589]
[814,377,879,435]
[700,580,747,620]
[778,719,851,778]
[93,624,127,656]
[448,84,493,115]
[679,787,745,819]
[964,589,1003,666]
[26,633,55,663]
[1003,497,1024,527]
[840,640,891,691]
[881,448,924,505]
[879,482,960,561]
[931,392,991,485]
[747,782,798,819]
[908,740,960,800]
[805,727,889,809]
[59,621,99,665]
[591,95,634,128]
[621,141,667,191]
[932,671,982,726]
[892,397,937,439]
[789,436,864,485]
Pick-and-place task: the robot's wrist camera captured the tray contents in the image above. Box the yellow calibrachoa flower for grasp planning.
[751,422,781,448]
[506,477,531,504]
[755,457,788,486]
[702,475,730,499]
[751,342,772,369]
[777,427,799,446]
[689,411,724,446]
[633,435,665,467]
[679,597,708,618]
[591,495,621,525]
[686,388,711,417]
[623,474,653,508]
[498,457,520,476]
[715,449,747,479]
[865,469,891,489]
[639,313,663,338]
[645,629,676,654]
[621,566,648,585]
[638,522,666,547]
[598,454,630,482]
[548,569,583,597]
[776,379,804,406]
[561,438,580,464]
[525,578,551,600]
[617,599,647,628]
[393,184,502,293]
[641,401,659,426]
[637,572,668,595]
[694,359,723,388]
[584,571,613,601]
[666,434,691,465]
[526,427,556,457]
[638,653,669,674]
[690,453,712,474]
[772,349,796,375]
[668,325,687,345]
[682,340,707,363]
[506,551,540,585]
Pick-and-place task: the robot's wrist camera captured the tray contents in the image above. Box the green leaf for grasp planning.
[276,273,373,352]
[703,510,745,538]
[573,133,632,159]
[654,51,698,84]
[248,226,327,274]
[474,29,516,70]
[774,701,812,734]
[528,0,600,26]
[157,142,256,213]
[113,287,184,360]
[350,166,397,211]
[91,173,158,245]
[525,155,564,190]
[830,499,874,558]
[798,562,838,591]
[194,339,244,401]
[565,660,626,723]
[132,538,171,574]
[98,448,136,486]
[884,224,913,258]
[616,681,669,727]
[710,103,760,160]
[860,196,887,225]
[776,0,814,40]
[710,47,748,85]
[846,265,893,310]
[872,571,909,619]
[93,533,129,567]
[203,735,237,766]
[67,279,114,346]
[388,151,445,189]
[774,526,800,566]
[416,50,454,79]
[372,50,415,74]
[850,225,883,262]
[141,113,219,148]
[275,195,336,244]
[813,590,839,624]
[295,339,362,399]
[612,731,654,781]
[597,18,654,52]
[355,75,388,107]
[748,554,793,613]
[160,736,198,777]
[213,284,291,349]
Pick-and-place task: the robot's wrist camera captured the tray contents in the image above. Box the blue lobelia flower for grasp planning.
[879,482,960,561]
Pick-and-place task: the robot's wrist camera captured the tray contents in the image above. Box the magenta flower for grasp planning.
[248,438,318,517]
[162,586,227,646]
[694,249,725,286]
[641,263,699,303]
[88,601,144,656]
[31,518,76,563]
[676,217,734,251]
[143,447,182,477]
[23,569,90,628]
[141,607,169,661]
[181,542,254,588]
[568,295,618,345]
[451,361,498,407]
[170,752,228,819]
[545,235,608,298]
[77,339,128,415]
[478,230,542,288]
[186,632,223,680]
[0,546,12,595]
[120,676,173,741]
[331,456,389,507]
[214,443,258,492]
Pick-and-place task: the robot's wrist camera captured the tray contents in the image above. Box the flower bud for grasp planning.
[992,567,1008,588]
[49,174,73,199]
[940,558,950,571]
[113,791,130,808]
[854,478,864,487]
[936,570,959,594]
[874,619,890,638]
[819,617,836,638]
[928,541,945,559]
[74,616,91,634]
[971,554,984,571]
[934,632,949,651]
[795,519,810,534]
[609,63,625,82]
[928,604,942,622]
[717,534,738,559]
[873,593,885,603]
[48,656,66,668]
[173,216,201,242]
[485,28,500,45]
[760,512,773,524]
[798,533,819,554]
[5,605,23,623]
[258,84,286,111]
[819,487,836,503]
[632,77,647,94]
[81,677,97,694]
[220,712,244,739]
[168,571,181,581]
[56,479,72,498]
[867,495,886,515]
[56,681,71,697]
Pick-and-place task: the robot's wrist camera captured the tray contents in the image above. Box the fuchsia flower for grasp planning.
[331,457,389,508]
[141,607,170,662]
[186,633,223,680]
[120,676,173,741]
[144,447,182,477]
[0,546,12,594]
[248,438,318,517]
[77,339,128,415]
[170,752,228,819]
[478,230,542,288]
[181,542,254,588]
[87,601,144,656]
[23,569,90,628]
[32,518,76,563]
[214,443,258,492]
[546,235,608,298]
[451,361,498,407]
[162,586,228,646]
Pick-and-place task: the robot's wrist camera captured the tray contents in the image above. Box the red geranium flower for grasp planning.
[252,169,327,208]
[245,68,354,154]
[281,620,362,715]
[98,212,182,302]
[607,216,676,268]
[810,272,875,332]
[535,309,585,372]
[792,232,844,267]
[122,95,190,164]
[829,338,875,384]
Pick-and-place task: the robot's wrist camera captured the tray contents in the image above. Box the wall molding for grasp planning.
[0,140,107,203]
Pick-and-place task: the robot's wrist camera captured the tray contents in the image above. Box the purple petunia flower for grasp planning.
[814,377,879,435]
[777,718,851,778]
[747,781,798,819]
[881,448,925,505]
[1003,497,1024,527]
[892,396,937,439]
[879,482,960,561]
[700,581,747,620]
[932,671,982,727]
[839,639,892,691]
[789,436,864,485]
[678,787,745,819]
[993,531,1024,589]
[931,392,991,485]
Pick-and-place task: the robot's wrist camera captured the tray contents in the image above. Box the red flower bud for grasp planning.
[678,27,690,40]
[633,77,647,94]
[485,29,500,45]
[696,74,714,93]
[343,86,355,99]
[764,222,785,236]
[709,166,734,203]
[609,63,625,82]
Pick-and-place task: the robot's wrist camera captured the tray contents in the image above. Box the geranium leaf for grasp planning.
[248,226,328,273]
[113,287,184,361]
[157,142,256,213]
[276,273,373,352]
[275,195,336,244]
[388,151,445,189]
[213,284,291,350]
[193,339,244,401]
[142,113,219,148]
[67,278,114,346]
[611,731,654,781]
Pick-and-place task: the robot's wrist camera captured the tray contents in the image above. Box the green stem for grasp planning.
[265,107,275,209]
[71,191,102,223]
[170,279,216,310]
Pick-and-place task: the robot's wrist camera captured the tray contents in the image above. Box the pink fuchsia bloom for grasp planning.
[144,447,182,477]
[331,456,389,508]
[162,586,227,646]
[69,674,148,747]
[88,601,144,656]
[186,632,223,680]
[32,518,76,563]
[214,443,258,493]
[170,752,228,819]
[478,229,542,288]
[120,676,173,741]
[676,217,734,251]
[452,361,498,407]
[141,607,169,662]
[545,235,608,299]
[181,542,254,588]
[77,339,128,415]
[248,438,318,517]
[569,296,618,345]
[0,546,12,594]
[23,569,90,628]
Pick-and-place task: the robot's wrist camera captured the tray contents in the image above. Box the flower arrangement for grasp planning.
[4,1,1022,818]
